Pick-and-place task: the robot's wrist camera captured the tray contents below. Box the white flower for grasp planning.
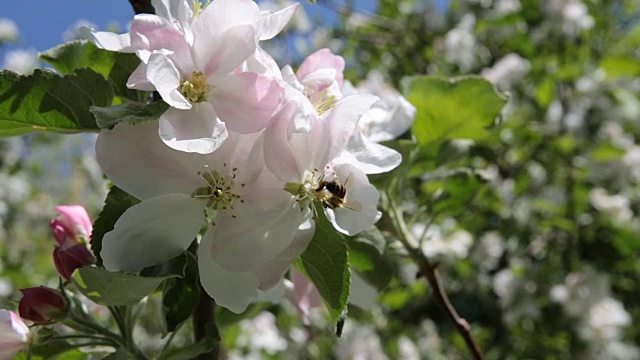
[0,18,19,43]
[96,122,308,313]
[0,310,30,360]
[589,187,633,223]
[444,14,477,71]
[481,53,530,89]
[3,49,39,75]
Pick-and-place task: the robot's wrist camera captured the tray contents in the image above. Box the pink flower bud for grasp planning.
[49,205,93,244]
[0,310,30,360]
[18,287,69,324]
[49,205,95,280]
[53,243,96,280]
[285,268,323,325]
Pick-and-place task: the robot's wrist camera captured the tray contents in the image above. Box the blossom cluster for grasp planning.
[85,0,414,313]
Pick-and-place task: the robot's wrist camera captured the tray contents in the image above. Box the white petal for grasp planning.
[324,164,381,236]
[364,96,416,143]
[198,235,259,314]
[101,194,206,272]
[126,63,156,91]
[255,217,315,290]
[96,121,204,200]
[159,102,229,154]
[333,132,402,174]
[207,190,302,272]
[146,52,191,109]
[256,4,298,40]
[79,27,132,52]
[308,94,378,170]
[244,46,282,78]
[195,25,256,77]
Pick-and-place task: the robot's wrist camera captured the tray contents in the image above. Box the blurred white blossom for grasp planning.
[3,49,39,75]
[336,323,388,360]
[444,14,477,71]
[482,53,530,89]
[0,18,19,43]
[589,187,633,223]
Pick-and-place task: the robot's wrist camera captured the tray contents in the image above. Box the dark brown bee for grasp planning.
[315,175,362,211]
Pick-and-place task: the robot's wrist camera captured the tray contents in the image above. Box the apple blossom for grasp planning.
[282,49,404,174]
[95,121,310,313]
[84,0,298,154]
[264,93,384,236]
[0,310,30,360]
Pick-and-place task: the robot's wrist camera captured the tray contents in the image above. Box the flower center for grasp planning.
[284,170,355,211]
[191,165,244,223]
[192,0,211,17]
[180,71,211,103]
[308,89,337,115]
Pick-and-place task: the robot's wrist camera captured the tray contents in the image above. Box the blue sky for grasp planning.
[2,0,449,53]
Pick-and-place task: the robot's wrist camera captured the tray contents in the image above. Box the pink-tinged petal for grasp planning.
[256,3,298,40]
[194,25,256,77]
[79,26,133,52]
[198,0,260,32]
[263,100,304,182]
[198,234,259,314]
[297,48,345,87]
[152,0,194,44]
[281,65,305,93]
[299,68,338,92]
[255,218,315,290]
[126,63,156,91]
[245,46,282,78]
[210,72,283,133]
[53,205,93,240]
[324,164,381,236]
[96,121,204,200]
[349,271,377,309]
[101,194,205,272]
[208,190,302,272]
[147,52,191,110]
[53,243,96,281]
[308,94,379,171]
[129,14,193,70]
[285,267,324,325]
[159,103,229,154]
[332,132,402,174]
[0,310,29,360]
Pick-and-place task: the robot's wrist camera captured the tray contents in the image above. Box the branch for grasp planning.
[128,0,155,15]
[384,193,485,360]
[417,262,485,360]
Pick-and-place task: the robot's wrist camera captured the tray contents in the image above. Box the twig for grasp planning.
[385,193,485,360]
[418,261,485,360]
[128,0,155,15]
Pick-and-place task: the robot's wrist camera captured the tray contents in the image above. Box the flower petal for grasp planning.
[79,26,132,52]
[198,234,260,314]
[263,100,305,182]
[194,25,256,77]
[256,3,298,40]
[324,164,381,236]
[126,63,156,91]
[362,96,416,142]
[96,121,204,200]
[255,217,315,290]
[307,94,378,171]
[210,72,283,133]
[332,131,402,174]
[129,14,193,69]
[101,194,205,272]
[54,205,93,240]
[147,52,191,109]
[159,102,229,154]
[297,48,345,87]
[208,190,302,272]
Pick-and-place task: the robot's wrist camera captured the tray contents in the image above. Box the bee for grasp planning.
[315,174,362,211]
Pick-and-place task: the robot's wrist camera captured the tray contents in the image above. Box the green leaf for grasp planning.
[72,266,178,306]
[163,336,217,360]
[590,142,625,162]
[346,227,393,289]
[422,171,488,214]
[91,186,140,266]
[600,55,640,81]
[295,204,350,330]
[0,69,113,136]
[162,252,201,332]
[91,101,169,129]
[40,40,140,99]
[102,348,129,360]
[403,76,507,146]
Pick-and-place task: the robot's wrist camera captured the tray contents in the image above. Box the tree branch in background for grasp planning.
[128,0,155,15]
[418,262,485,360]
